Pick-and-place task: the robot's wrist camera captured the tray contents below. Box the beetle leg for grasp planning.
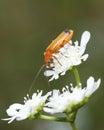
[57,50,69,58]
[52,55,62,66]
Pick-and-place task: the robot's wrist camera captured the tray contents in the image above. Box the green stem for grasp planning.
[70,122,78,130]
[73,67,81,88]
[39,114,68,122]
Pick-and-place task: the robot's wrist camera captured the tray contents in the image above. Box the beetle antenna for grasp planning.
[28,64,45,93]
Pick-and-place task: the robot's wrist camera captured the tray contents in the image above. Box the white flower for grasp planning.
[3,91,51,123]
[43,77,101,114]
[44,31,91,81]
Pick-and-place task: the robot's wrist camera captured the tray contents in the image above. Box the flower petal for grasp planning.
[80,31,91,48]
[6,103,23,117]
[85,76,101,96]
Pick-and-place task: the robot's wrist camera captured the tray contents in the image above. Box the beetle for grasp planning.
[29,29,74,92]
[44,29,74,67]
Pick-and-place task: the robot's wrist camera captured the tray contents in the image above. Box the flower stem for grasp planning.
[73,67,81,88]
[39,114,68,122]
[70,122,78,130]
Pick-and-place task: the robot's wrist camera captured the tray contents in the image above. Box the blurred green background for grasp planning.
[0,0,104,130]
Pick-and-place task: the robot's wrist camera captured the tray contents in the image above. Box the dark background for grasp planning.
[0,0,104,130]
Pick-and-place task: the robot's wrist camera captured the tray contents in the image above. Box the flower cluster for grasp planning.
[44,31,90,81]
[44,77,101,114]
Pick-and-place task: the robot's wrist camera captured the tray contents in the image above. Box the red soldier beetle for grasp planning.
[44,29,74,67]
